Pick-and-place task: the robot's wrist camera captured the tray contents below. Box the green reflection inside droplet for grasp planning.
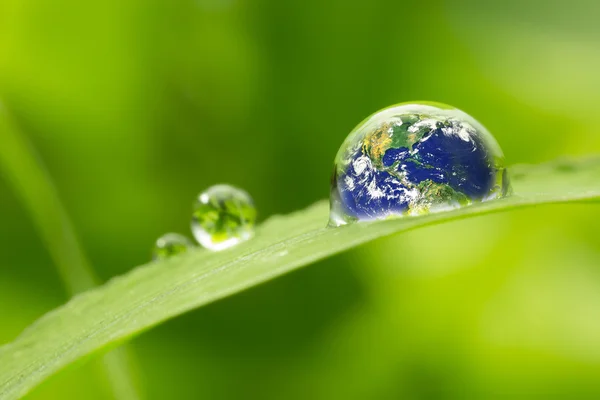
[191,184,257,251]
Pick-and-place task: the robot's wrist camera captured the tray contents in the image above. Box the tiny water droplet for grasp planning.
[191,184,257,251]
[152,233,194,260]
[329,102,511,226]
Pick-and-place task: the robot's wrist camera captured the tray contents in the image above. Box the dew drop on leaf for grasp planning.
[329,102,511,226]
[152,233,194,260]
[191,184,257,251]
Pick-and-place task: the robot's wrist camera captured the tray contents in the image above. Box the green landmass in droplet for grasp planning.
[408,180,470,215]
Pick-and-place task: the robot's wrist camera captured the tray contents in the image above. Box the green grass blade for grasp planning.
[0,103,142,400]
[0,103,97,294]
[102,348,144,400]
[0,155,599,400]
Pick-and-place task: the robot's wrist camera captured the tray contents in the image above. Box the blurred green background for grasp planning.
[1,0,600,399]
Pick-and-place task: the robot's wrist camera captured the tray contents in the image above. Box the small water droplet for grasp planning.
[191,184,257,251]
[152,233,194,260]
[329,102,511,226]
[277,249,289,257]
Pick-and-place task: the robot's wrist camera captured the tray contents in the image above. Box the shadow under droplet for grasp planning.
[511,172,526,181]
[554,162,576,173]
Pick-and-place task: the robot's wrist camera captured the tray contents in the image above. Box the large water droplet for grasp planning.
[329,102,511,226]
[153,233,194,260]
[191,184,257,251]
